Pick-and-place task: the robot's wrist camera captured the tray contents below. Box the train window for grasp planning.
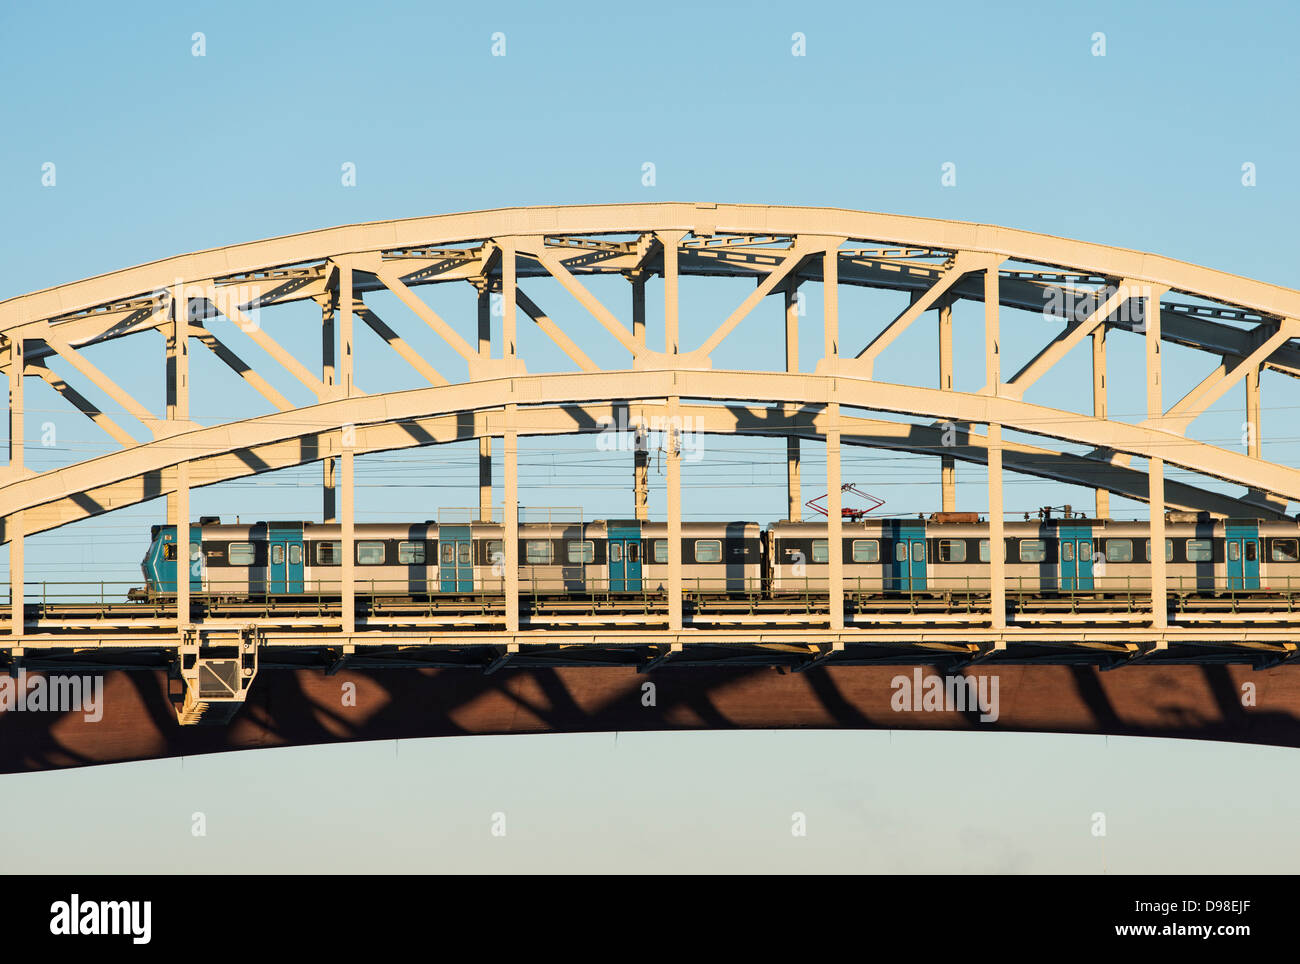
[1272,539,1299,563]
[811,540,829,563]
[1187,540,1213,562]
[938,540,966,563]
[163,544,177,562]
[979,540,989,562]
[1228,542,1240,561]
[440,543,455,565]
[1019,540,1046,563]
[895,542,908,562]
[610,543,622,563]
[568,541,595,563]
[288,545,302,565]
[458,543,471,565]
[654,540,667,564]
[1105,540,1133,563]
[525,540,553,564]
[316,541,341,565]
[486,541,503,563]
[628,543,640,563]
[271,545,284,565]
[229,542,256,566]
[1061,542,1074,562]
[398,541,425,564]
[851,540,879,563]
[1143,539,1174,562]
[695,540,722,563]
[357,541,385,565]
[1246,541,1258,562]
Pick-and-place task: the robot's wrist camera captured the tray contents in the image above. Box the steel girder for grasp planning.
[0,400,1281,543]
[0,369,1297,530]
[0,203,1296,653]
[0,375,1294,544]
[0,203,1297,537]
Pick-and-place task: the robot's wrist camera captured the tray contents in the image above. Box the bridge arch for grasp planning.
[3,203,1299,727]
[1,371,1296,540]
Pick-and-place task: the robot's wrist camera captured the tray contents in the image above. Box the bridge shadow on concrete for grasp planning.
[3,663,1300,773]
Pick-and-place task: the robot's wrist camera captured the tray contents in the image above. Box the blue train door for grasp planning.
[158,527,202,592]
[608,522,642,592]
[439,525,473,592]
[1058,523,1094,591]
[1226,520,1260,590]
[889,520,927,591]
[267,523,304,593]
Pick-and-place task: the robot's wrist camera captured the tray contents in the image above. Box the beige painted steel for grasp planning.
[985,266,1006,631]
[632,269,649,520]
[3,372,1299,529]
[176,460,190,633]
[823,246,844,631]
[1247,363,1262,460]
[504,407,519,633]
[1162,321,1298,435]
[1003,282,1131,399]
[665,242,683,632]
[340,261,355,636]
[8,337,21,636]
[3,401,1278,547]
[1147,287,1169,629]
[2,204,1299,650]
[11,627,1300,652]
[826,402,844,631]
[987,422,1006,631]
[321,293,337,522]
[477,286,492,522]
[785,282,801,521]
[1092,328,1110,519]
[8,205,1300,328]
[938,297,955,511]
[165,285,184,525]
[856,250,998,376]
[173,288,191,634]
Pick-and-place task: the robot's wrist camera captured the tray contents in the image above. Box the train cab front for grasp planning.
[136,524,178,598]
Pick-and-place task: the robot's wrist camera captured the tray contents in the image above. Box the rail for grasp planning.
[6,574,1300,610]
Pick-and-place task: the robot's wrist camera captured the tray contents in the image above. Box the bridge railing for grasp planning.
[5,573,1300,611]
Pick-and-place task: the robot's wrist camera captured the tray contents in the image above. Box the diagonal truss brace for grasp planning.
[517,236,643,359]
[695,236,842,358]
[201,282,330,401]
[1000,280,1137,400]
[353,298,448,386]
[34,321,175,439]
[1159,317,1300,435]
[853,250,1005,376]
[369,263,480,366]
[24,357,136,447]
[188,321,293,411]
[514,290,598,372]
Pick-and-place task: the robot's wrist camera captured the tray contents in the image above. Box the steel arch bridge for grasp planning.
[3,202,1300,755]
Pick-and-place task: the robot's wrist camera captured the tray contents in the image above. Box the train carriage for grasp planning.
[139,512,1300,604]
[640,521,763,595]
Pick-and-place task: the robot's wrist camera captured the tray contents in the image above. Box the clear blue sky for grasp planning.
[2,0,1299,871]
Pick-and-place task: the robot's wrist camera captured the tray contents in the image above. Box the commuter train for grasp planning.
[139,511,1300,599]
